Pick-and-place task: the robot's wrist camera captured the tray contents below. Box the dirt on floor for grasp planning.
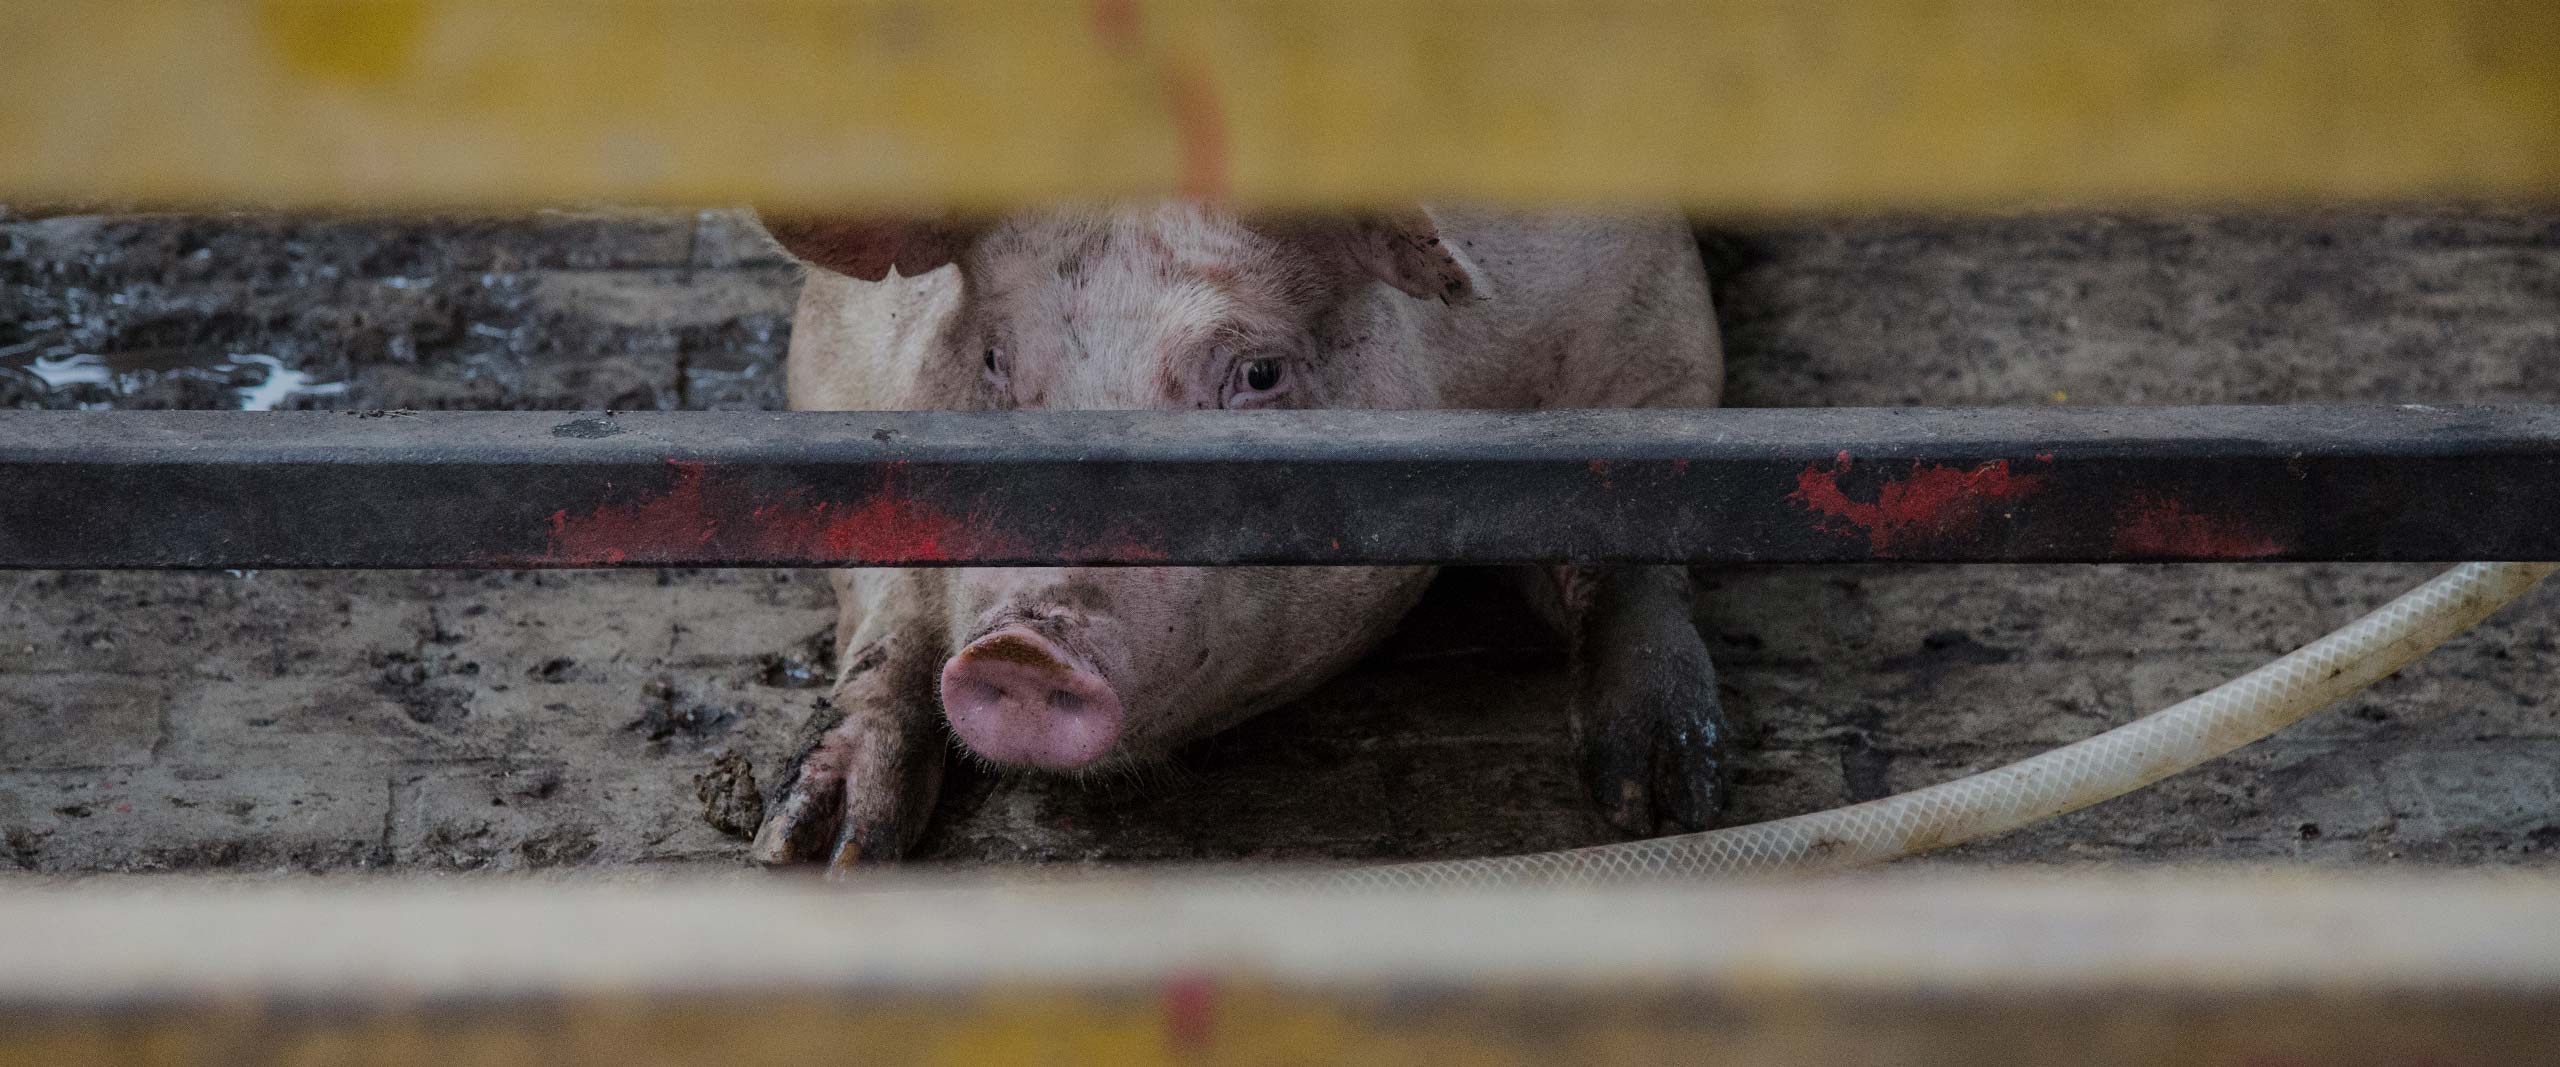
[3,205,2557,875]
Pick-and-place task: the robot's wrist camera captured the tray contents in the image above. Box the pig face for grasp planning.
[962,207,1330,412]
[767,204,1469,772]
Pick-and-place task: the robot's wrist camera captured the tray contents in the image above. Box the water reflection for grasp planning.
[4,350,347,410]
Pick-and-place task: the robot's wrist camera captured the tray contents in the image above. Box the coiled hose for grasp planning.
[1313,561,2555,888]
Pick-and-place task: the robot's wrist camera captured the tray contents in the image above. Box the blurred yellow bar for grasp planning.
[4,872,2560,1065]
[1,0,2555,211]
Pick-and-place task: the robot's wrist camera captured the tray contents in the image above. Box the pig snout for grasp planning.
[938,628,1124,771]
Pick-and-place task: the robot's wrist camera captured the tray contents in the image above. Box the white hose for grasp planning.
[1314,561,2555,888]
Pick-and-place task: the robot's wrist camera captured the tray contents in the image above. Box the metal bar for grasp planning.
[2,406,2556,569]
[4,873,2560,1065]
[4,1,2556,210]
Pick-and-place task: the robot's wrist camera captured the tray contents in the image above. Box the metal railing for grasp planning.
[5,405,2558,569]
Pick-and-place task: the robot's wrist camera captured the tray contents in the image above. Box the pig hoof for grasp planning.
[748,727,853,867]
[1573,627,1729,837]
[749,701,942,872]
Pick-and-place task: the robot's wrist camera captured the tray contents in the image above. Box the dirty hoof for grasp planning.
[1574,623,1729,837]
[748,728,850,866]
[750,699,944,873]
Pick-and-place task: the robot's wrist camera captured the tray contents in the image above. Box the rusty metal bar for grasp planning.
[2,406,2555,568]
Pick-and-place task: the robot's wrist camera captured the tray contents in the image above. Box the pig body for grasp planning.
[751,204,1727,868]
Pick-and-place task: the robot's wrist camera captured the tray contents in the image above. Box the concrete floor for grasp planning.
[2,205,2556,874]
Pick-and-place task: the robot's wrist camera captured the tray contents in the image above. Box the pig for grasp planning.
[747,203,1728,869]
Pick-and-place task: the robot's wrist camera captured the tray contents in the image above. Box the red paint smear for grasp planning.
[2112,493,2285,559]
[752,491,966,562]
[544,460,1039,565]
[1790,452,2048,555]
[1162,973,1215,1051]
[1104,536,1172,563]
[1087,1,1225,200]
[1165,58,1230,200]
[1088,0,1140,50]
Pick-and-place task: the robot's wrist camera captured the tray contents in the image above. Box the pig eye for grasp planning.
[1221,352,1288,409]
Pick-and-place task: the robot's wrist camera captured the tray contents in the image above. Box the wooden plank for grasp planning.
[2,1,2555,210]
[3,873,2559,1065]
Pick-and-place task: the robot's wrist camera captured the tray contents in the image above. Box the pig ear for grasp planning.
[757,214,983,282]
[1341,210,1487,303]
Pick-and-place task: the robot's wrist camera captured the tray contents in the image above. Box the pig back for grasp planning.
[1414,208,1722,412]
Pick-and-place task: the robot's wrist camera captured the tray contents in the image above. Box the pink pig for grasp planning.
[751,203,1727,868]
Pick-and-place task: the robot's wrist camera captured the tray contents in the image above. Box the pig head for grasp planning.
[769,205,1466,777]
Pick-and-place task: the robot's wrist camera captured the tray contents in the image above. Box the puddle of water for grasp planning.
[4,349,349,410]
[225,354,348,411]
[29,353,113,389]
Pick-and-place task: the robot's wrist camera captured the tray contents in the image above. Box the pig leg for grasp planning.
[1526,565,1728,835]
[751,572,948,871]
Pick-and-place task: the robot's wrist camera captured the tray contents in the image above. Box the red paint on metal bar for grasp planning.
[1791,452,2049,555]
[2111,493,2286,559]
[1167,58,1230,200]
[1088,0,1140,50]
[748,489,971,562]
[1093,531,1172,563]
[1085,0,1226,199]
[1162,973,1215,1051]
[543,460,1003,565]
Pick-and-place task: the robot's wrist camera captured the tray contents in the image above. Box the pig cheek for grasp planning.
[1227,567,1435,717]
[1061,570,1219,755]
[1121,649,1247,755]
[1115,573,1314,746]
